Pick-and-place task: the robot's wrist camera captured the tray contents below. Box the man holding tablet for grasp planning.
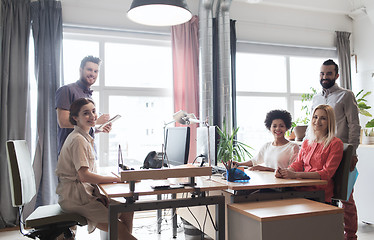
[55,55,112,155]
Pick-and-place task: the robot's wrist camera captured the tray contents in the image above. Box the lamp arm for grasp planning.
[203,120,211,167]
[162,120,175,168]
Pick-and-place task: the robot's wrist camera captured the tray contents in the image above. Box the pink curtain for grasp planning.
[171,16,199,163]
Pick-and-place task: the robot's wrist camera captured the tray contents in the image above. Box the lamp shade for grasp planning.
[246,0,262,3]
[127,0,192,26]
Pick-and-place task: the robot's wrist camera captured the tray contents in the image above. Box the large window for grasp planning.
[235,43,337,153]
[63,30,173,168]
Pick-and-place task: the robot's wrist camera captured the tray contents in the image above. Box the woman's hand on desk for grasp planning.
[275,167,282,178]
[78,167,121,184]
[275,167,321,179]
[232,161,240,168]
[275,167,297,179]
[233,160,253,168]
[250,166,275,172]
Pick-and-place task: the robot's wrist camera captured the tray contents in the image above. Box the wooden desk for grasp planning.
[210,170,327,203]
[178,170,328,240]
[99,177,228,198]
[228,198,344,240]
[98,166,227,240]
[211,170,327,191]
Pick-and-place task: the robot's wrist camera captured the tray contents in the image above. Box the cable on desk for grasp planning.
[132,217,183,235]
[192,154,205,165]
[202,205,208,235]
[186,206,206,240]
[205,205,217,231]
[155,194,178,224]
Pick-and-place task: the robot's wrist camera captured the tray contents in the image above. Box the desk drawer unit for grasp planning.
[228,198,344,240]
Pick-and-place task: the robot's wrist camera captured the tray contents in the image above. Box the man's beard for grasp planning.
[80,75,92,87]
[320,79,335,89]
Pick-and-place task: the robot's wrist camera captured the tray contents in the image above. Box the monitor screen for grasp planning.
[165,127,190,166]
[196,126,218,166]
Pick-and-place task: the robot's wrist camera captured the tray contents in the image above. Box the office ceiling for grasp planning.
[60,0,366,15]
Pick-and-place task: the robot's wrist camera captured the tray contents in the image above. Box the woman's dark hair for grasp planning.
[264,109,292,130]
[69,98,95,125]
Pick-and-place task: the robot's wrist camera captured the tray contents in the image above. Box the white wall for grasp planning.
[352,14,374,126]
[61,0,352,48]
[230,1,352,48]
[61,0,373,121]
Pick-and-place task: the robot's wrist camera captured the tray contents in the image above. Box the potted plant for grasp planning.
[356,90,374,144]
[216,122,253,182]
[293,87,317,141]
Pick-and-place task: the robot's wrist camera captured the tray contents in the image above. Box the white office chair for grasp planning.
[6,140,87,240]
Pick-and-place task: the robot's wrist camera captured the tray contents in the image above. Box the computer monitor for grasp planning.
[165,127,190,166]
[196,126,218,166]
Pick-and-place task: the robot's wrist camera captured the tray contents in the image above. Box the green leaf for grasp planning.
[355,89,364,98]
[217,120,253,164]
[366,119,374,128]
[358,102,371,110]
[360,109,373,117]
[362,91,372,99]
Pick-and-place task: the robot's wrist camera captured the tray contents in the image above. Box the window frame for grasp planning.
[236,41,337,118]
[235,41,337,151]
[62,27,173,166]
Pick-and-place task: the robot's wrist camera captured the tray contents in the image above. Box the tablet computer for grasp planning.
[97,114,121,131]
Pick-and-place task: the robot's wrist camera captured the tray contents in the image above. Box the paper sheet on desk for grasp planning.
[346,167,358,201]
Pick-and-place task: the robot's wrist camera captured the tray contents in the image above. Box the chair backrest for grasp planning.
[6,140,36,207]
[332,143,353,201]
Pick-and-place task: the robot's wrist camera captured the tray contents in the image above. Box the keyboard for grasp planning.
[212,165,226,174]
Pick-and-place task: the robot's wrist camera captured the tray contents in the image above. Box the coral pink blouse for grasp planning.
[289,137,343,202]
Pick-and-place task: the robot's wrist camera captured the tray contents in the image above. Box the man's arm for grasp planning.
[345,91,361,170]
[56,108,74,128]
[346,92,361,150]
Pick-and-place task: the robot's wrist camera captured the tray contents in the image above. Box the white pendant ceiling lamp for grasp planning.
[246,0,262,3]
[127,0,192,26]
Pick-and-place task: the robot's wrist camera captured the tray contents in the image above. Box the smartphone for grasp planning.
[97,114,121,131]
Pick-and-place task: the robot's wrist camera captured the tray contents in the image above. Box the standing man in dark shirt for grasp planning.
[312,59,360,240]
[55,55,111,155]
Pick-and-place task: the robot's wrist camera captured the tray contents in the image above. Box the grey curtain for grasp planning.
[212,18,237,128]
[30,0,62,208]
[230,20,237,130]
[0,0,31,228]
[336,31,352,90]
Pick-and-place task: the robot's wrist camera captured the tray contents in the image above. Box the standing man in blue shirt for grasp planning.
[55,55,111,155]
[312,59,360,240]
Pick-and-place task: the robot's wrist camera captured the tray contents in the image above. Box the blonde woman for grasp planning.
[276,104,343,203]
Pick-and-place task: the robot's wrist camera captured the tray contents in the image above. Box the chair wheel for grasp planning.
[63,228,74,239]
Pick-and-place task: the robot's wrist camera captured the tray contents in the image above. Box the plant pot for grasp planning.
[361,128,374,145]
[286,130,296,141]
[362,135,374,145]
[294,125,308,141]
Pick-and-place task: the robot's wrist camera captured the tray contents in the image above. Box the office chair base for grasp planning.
[24,222,77,240]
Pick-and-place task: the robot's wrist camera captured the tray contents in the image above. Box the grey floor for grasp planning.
[74,211,213,240]
[0,213,373,240]
[0,211,212,240]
